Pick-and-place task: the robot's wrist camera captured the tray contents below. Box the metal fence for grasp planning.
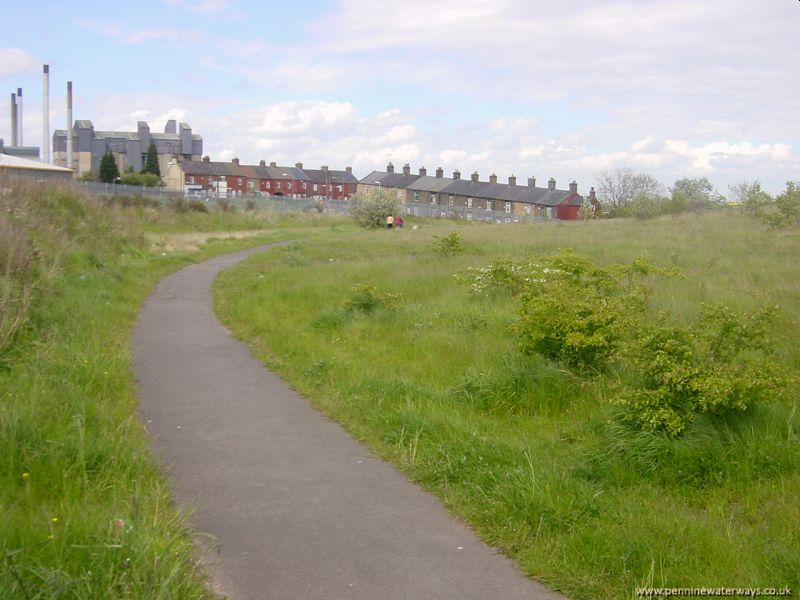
[72,181,555,223]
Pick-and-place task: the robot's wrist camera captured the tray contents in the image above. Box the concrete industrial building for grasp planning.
[53,119,202,177]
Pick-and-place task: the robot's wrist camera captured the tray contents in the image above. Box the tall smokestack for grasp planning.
[10,93,18,146]
[66,81,73,171]
[16,88,23,146]
[42,65,50,163]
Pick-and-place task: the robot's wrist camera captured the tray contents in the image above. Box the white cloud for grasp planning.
[0,48,37,79]
[163,0,237,14]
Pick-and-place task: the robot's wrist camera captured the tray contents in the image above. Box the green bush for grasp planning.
[458,258,526,296]
[348,189,400,228]
[119,171,162,187]
[432,231,464,256]
[512,252,655,370]
[614,305,786,436]
[342,284,401,314]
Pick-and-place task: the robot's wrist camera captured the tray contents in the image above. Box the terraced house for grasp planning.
[359,163,593,221]
[165,157,357,199]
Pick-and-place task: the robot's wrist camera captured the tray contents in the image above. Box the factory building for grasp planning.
[52,119,202,177]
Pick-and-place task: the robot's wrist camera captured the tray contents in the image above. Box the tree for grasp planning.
[669,177,722,210]
[142,142,161,177]
[99,151,120,183]
[595,168,665,208]
[349,188,400,228]
[729,180,773,217]
[762,181,800,227]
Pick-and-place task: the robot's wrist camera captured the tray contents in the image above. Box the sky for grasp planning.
[0,0,798,196]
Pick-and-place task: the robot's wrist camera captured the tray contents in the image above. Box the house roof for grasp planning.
[263,165,310,181]
[178,160,246,177]
[359,170,389,185]
[303,168,358,184]
[406,175,454,193]
[0,153,72,172]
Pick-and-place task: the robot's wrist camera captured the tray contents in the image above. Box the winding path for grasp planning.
[133,243,564,600]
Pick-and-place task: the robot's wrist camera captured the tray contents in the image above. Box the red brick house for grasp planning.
[302,165,359,200]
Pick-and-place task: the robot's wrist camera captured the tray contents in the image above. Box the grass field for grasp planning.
[215,213,800,599]
[0,182,315,599]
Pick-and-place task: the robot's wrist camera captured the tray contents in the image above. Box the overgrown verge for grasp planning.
[215,216,800,600]
[0,179,287,598]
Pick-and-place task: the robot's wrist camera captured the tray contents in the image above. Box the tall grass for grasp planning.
[215,214,800,599]
[0,179,299,598]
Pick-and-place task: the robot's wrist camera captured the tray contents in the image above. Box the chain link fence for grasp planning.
[73,181,555,223]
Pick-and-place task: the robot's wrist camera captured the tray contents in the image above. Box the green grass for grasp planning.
[215,213,800,599]
[0,181,314,598]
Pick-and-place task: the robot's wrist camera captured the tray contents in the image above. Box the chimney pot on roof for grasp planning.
[548,177,556,191]
[453,170,461,180]
[259,160,266,167]
[270,161,277,167]
[569,180,578,193]
[435,166,443,178]
[232,158,239,165]
[419,166,427,176]
[508,175,517,187]
[471,171,479,183]
[202,155,210,163]
[321,165,329,172]
[528,176,536,188]
[345,166,352,174]
[295,162,303,169]
[402,163,410,175]
[386,162,394,173]
[489,173,497,184]
[589,186,597,201]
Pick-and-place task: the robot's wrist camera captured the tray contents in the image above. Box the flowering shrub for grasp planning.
[512,252,654,370]
[457,259,527,296]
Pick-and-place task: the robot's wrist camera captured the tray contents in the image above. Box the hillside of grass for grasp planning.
[215,213,800,600]
[0,181,310,598]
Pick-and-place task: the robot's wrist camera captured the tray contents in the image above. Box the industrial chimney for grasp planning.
[42,65,50,163]
[16,88,22,146]
[66,81,73,171]
[10,93,17,147]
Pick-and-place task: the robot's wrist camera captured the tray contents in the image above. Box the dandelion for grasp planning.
[22,472,30,479]
[51,517,59,523]
[47,535,55,540]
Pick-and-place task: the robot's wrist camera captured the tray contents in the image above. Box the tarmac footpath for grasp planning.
[133,242,565,600]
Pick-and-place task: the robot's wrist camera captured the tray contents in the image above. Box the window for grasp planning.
[313,184,318,192]
[188,176,195,184]
[431,193,438,204]
[486,200,493,211]
[467,197,473,208]
[448,195,454,206]
[302,182,307,189]
[505,202,512,213]
[266,181,271,188]
[397,190,402,200]
[525,205,531,214]
[413,191,420,202]
[337,185,343,192]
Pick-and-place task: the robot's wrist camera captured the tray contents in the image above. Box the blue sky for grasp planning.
[1,0,798,196]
